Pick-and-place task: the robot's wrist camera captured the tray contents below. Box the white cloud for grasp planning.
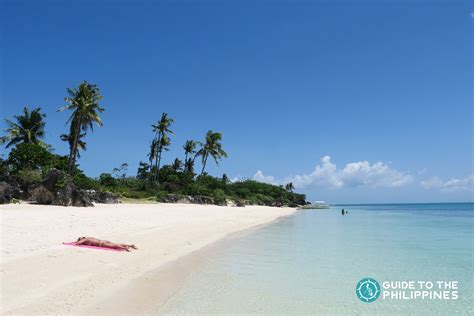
[253,156,413,189]
[289,155,343,188]
[230,176,241,183]
[253,170,277,184]
[340,160,413,188]
[421,175,474,192]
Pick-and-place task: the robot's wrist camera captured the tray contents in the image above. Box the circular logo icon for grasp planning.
[356,278,381,303]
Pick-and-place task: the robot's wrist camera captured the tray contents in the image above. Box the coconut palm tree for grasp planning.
[151,113,174,171]
[60,133,86,158]
[183,140,197,162]
[285,182,295,192]
[171,158,183,172]
[60,116,87,158]
[0,107,47,148]
[184,158,195,175]
[147,139,158,172]
[195,130,228,176]
[58,81,104,174]
[157,134,171,170]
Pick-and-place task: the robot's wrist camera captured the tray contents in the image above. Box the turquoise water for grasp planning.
[160,203,473,315]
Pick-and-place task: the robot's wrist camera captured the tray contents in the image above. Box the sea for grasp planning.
[159,203,473,315]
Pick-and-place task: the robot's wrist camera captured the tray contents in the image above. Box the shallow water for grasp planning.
[159,203,473,315]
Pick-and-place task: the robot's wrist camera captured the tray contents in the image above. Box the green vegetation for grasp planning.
[1,82,307,207]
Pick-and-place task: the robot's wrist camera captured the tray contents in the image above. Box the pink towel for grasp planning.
[63,241,125,252]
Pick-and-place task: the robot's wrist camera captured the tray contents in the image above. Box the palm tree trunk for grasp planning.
[154,131,162,169]
[151,131,161,181]
[157,150,162,170]
[148,155,153,172]
[200,154,208,176]
[68,117,82,174]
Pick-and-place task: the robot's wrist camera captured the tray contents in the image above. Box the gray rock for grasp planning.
[42,169,65,191]
[93,191,120,204]
[31,185,55,204]
[71,189,94,207]
[161,194,215,205]
[53,182,75,206]
[0,182,14,204]
[30,169,94,207]
[235,200,246,207]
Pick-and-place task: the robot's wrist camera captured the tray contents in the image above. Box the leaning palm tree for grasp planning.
[0,107,46,148]
[60,116,87,158]
[195,130,228,176]
[58,81,104,174]
[60,133,87,159]
[151,113,174,171]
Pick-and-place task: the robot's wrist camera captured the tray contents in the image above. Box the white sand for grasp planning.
[0,202,296,315]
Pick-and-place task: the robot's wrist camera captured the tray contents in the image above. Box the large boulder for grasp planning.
[53,182,94,207]
[91,191,120,204]
[192,195,214,205]
[0,182,14,204]
[162,194,193,204]
[71,189,93,207]
[53,182,75,206]
[30,169,94,207]
[42,169,64,191]
[31,185,55,204]
[161,194,215,205]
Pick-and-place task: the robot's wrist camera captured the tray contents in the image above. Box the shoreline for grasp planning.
[0,202,297,315]
[79,212,294,315]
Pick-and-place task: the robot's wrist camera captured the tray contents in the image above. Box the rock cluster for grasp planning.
[86,190,120,204]
[30,170,94,207]
[161,194,217,205]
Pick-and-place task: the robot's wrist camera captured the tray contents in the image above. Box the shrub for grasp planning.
[98,173,117,187]
[156,191,168,202]
[17,169,42,186]
[73,173,100,190]
[212,189,227,205]
[8,143,53,172]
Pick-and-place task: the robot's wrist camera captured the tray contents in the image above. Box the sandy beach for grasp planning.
[0,202,296,315]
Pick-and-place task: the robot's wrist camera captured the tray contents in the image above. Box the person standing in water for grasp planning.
[341,209,345,215]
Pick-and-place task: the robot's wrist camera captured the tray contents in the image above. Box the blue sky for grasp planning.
[1,0,472,203]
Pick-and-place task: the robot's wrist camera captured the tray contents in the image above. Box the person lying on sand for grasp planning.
[76,237,137,252]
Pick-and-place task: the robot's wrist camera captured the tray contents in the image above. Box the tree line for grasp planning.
[1,81,305,207]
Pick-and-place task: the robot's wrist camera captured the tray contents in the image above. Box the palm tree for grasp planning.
[60,133,86,158]
[195,130,228,176]
[147,139,158,172]
[285,182,295,192]
[171,158,183,172]
[183,140,197,162]
[1,107,46,148]
[58,81,104,174]
[184,158,195,175]
[151,113,174,171]
[157,134,171,170]
[60,116,87,158]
